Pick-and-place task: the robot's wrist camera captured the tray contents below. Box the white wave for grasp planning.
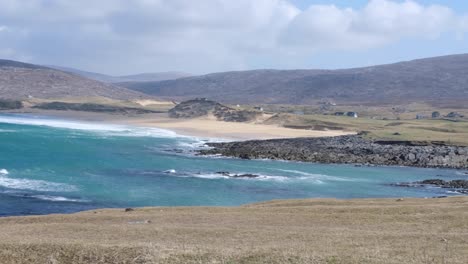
[30,195,88,202]
[0,169,8,175]
[0,115,183,139]
[179,173,290,182]
[0,176,77,192]
[276,169,354,182]
[164,169,177,174]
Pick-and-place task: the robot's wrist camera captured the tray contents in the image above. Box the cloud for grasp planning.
[280,0,465,51]
[0,0,466,74]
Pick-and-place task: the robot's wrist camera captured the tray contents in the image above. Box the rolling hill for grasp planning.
[120,54,468,106]
[47,65,191,83]
[0,60,149,100]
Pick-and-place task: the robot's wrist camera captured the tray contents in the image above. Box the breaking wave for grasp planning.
[275,169,355,182]
[30,195,88,203]
[0,175,77,192]
[0,115,182,139]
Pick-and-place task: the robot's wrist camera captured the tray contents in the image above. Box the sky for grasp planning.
[0,0,467,75]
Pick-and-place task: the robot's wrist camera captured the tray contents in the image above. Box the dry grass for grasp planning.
[265,113,468,146]
[1,197,467,263]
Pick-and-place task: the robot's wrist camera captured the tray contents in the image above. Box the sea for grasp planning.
[0,113,465,216]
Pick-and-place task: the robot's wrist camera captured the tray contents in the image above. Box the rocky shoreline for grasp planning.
[392,179,468,194]
[198,135,468,169]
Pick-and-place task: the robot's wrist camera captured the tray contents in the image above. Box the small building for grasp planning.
[446,112,464,118]
[416,114,426,120]
[431,111,440,118]
[346,112,358,118]
[253,106,264,111]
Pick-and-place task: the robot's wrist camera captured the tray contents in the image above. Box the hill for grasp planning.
[0,60,149,100]
[168,98,262,122]
[120,54,468,106]
[47,65,191,83]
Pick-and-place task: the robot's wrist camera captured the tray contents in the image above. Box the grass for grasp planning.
[1,197,467,263]
[265,113,468,146]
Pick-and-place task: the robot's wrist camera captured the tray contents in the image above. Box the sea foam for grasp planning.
[0,175,77,192]
[0,115,180,139]
[30,195,88,203]
[275,169,355,182]
[0,169,8,175]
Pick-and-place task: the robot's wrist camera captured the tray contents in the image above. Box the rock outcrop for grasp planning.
[0,99,23,110]
[393,179,468,194]
[169,98,261,122]
[199,135,468,169]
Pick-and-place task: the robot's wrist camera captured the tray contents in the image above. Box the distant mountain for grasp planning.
[120,54,468,106]
[0,60,149,100]
[47,65,191,83]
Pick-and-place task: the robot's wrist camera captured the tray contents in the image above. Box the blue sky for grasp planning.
[0,0,467,75]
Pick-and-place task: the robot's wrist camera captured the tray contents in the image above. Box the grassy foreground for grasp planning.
[0,197,467,264]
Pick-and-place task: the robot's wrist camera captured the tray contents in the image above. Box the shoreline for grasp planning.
[200,135,468,169]
[0,109,354,140]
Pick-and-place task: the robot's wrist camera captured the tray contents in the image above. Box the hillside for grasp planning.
[168,98,262,122]
[48,65,191,83]
[120,54,468,106]
[0,60,149,100]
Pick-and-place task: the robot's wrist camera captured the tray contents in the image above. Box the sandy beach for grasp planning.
[6,109,354,140]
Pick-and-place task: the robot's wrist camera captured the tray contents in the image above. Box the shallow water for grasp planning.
[0,114,465,216]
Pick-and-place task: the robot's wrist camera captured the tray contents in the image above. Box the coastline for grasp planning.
[200,135,468,169]
[1,109,354,140]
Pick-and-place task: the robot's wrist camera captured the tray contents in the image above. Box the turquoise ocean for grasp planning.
[0,114,465,216]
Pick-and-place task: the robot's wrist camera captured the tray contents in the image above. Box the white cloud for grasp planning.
[281,0,465,50]
[0,0,466,74]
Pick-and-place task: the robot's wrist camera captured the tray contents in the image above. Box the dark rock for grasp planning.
[215,171,260,178]
[419,179,468,189]
[420,179,446,186]
[396,179,468,193]
[231,174,260,178]
[198,135,468,169]
[0,99,23,110]
[124,208,134,212]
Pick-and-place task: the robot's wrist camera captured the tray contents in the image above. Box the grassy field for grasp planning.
[0,197,467,264]
[263,113,468,146]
